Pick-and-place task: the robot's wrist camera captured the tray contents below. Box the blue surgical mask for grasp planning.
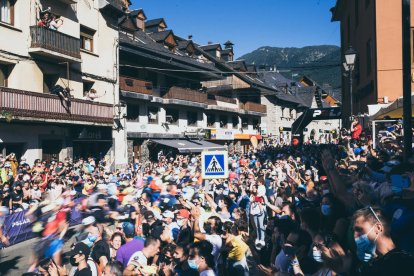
[82,238,94,248]
[312,249,323,263]
[321,204,332,216]
[187,259,199,270]
[88,234,98,243]
[354,226,378,262]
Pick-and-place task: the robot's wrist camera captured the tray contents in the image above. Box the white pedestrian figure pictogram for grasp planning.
[206,156,223,173]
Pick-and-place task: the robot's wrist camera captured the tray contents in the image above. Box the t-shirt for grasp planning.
[91,240,110,265]
[116,238,145,268]
[360,248,414,276]
[200,269,216,276]
[74,266,92,276]
[127,251,148,267]
[352,123,362,139]
[228,235,249,261]
[205,234,222,265]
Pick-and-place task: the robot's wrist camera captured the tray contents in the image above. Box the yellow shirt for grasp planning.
[228,235,249,261]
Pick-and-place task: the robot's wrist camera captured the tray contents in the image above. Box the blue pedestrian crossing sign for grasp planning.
[202,151,228,179]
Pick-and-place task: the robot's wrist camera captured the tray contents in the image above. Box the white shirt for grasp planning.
[200,269,216,276]
[127,251,147,267]
[205,234,222,265]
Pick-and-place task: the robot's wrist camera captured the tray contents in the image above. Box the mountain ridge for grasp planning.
[238,45,341,88]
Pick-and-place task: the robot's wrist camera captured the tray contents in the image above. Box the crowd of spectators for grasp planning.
[0,123,413,276]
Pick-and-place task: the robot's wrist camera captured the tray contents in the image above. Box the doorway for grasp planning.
[42,140,62,162]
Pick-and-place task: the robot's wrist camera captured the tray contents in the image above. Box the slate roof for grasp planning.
[119,31,222,79]
[221,49,232,55]
[200,44,222,51]
[145,18,167,28]
[148,30,173,43]
[227,60,247,72]
[177,40,191,50]
[129,8,146,18]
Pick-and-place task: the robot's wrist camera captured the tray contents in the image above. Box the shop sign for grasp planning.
[211,129,234,140]
[73,127,112,140]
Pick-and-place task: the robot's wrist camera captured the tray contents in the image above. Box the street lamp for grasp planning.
[344,46,357,122]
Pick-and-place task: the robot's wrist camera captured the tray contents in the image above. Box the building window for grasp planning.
[366,39,372,75]
[126,104,139,121]
[166,108,179,125]
[207,113,215,127]
[219,115,228,128]
[232,116,239,129]
[0,0,14,25]
[187,111,198,126]
[252,118,260,131]
[147,106,159,124]
[80,25,95,52]
[241,117,248,129]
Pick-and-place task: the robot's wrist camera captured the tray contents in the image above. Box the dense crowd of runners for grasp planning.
[0,120,413,276]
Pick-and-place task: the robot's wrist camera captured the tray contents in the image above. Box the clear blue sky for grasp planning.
[130,0,339,58]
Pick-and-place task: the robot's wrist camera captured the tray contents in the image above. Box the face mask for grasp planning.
[88,234,98,243]
[177,219,185,227]
[277,214,290,220]
[3,188,8,192]
[321,204,332,216]
[354,225,378,262]
[82,238,94,248]
[187,259,199,270]
[313,249,323,263]
[70,256,78,266]
[204,223,212,234]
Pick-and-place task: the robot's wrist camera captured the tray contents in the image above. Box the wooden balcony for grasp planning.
[215,95,237,104]
[240,102,267,114]
[163,87,207,104]
[0,87,113,125]
[29,26,81,63]
[119,76,153,95]
[98,0,127,16]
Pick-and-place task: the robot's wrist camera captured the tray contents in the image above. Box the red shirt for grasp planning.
[352,123,362,139]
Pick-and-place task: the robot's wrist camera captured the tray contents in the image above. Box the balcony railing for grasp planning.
[163,87,207,104]
[240,102,267,113]
[119,76,153,95]
[215,95,237,104]
[0,87,113,125]
[29,26,81,61]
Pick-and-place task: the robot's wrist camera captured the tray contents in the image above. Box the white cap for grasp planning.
[82,216,96,226]
[97,184,107,190]
[162,210,175,219]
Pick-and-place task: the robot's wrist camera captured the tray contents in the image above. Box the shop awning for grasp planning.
[150,139,226,153]
[370,93,414,120]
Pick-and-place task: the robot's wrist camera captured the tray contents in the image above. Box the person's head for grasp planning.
[176,209,190,227]
[204,216,222,235]
[284,229,313,260]
[110,232,124,251]
[299,207,320,234]
[69,242,91,267]
[87,225,101,244]
[144,210,156,224]
[162,210,175,225]
[281,203,296,221]
[188,241,215,271]
[122,222,135,239]
[353,117,359,124]
[103,261,123,276]
[353,207,391,259]
[173,243,190,263]
[304,170,312,180]
[143,237,161,258]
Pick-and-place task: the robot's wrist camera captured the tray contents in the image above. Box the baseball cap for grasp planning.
[177,209,190,219]
[122,222,135,236]
[143,210,155,221]
[82,216,96,226]
[319,176,328,182]
[162,210,175,219]
[68,242,91,258]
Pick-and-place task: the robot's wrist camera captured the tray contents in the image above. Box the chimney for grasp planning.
[208,41,213,45]
[188,35,193,40]
[224,40,234,50]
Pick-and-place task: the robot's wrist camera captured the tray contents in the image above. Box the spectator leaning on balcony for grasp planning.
[37,10,51,28]
[84,89,106,101]
[49,15,64,31]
